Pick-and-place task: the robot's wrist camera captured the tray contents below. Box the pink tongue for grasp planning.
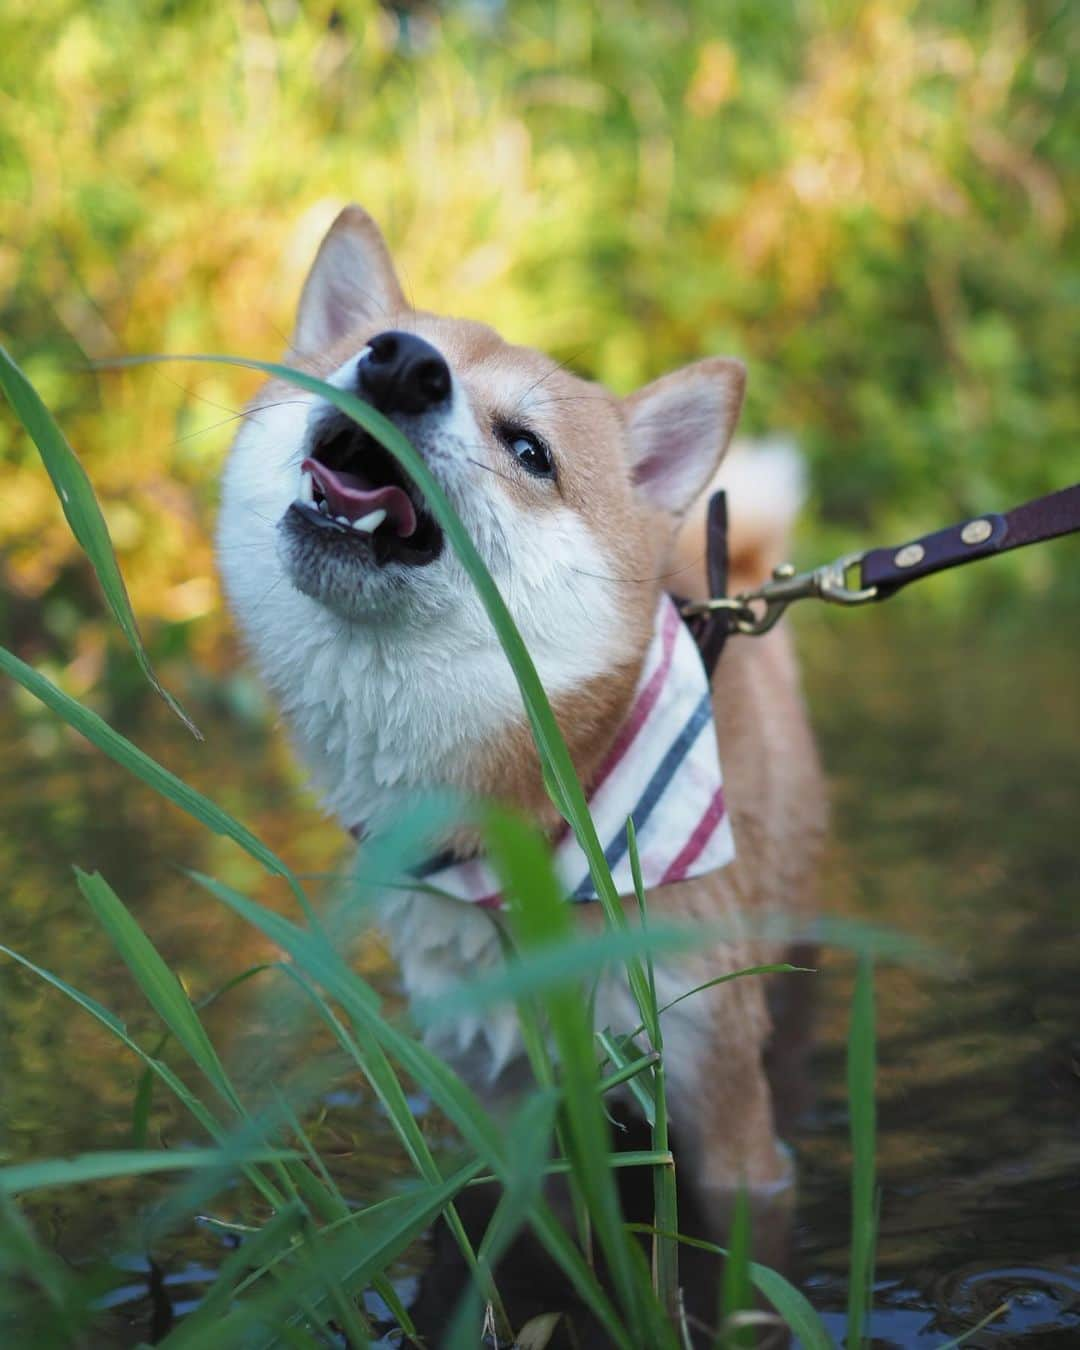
[303,458,417,538]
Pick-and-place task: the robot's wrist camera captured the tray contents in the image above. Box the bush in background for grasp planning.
[2,0,1076,687]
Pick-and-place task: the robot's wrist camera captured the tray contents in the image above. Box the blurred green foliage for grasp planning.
[1,0,1076,690]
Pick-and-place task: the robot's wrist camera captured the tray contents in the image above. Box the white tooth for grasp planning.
[352,508,387,534]
[298,471,314,504]
[335,515,350,526]
[318,500,329,515]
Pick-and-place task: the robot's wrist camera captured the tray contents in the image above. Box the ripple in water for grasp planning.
[928,1263,1080,1344]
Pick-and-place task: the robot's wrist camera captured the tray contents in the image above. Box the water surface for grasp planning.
[2,595,1078,1346]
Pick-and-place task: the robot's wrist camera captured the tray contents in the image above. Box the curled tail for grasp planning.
[671,436,806,600]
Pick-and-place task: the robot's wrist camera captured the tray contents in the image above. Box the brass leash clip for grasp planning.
[680,550,878,636]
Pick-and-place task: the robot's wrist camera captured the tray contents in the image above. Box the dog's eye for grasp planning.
[497,424,555,479]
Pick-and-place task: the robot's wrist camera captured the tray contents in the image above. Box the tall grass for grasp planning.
[0,348,936,1348]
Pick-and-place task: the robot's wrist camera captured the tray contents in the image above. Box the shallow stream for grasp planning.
[2,596,1078,1346]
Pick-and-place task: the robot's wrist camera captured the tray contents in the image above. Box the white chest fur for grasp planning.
[379,884,716,1105]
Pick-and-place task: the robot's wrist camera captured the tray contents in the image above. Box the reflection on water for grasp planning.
[799,599,1080,1347]
[1,598,1078,1346]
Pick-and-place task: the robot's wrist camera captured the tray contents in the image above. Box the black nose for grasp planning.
[357,331,452,415]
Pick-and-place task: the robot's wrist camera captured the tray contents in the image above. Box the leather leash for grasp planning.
[682,482,1080,676]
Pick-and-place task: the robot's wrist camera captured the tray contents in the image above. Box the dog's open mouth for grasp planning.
[290,415,443,567]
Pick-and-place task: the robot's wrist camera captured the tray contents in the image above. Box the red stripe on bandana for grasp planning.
[660,785,727,885]
[588,600,681,796]
[543,598,683,856]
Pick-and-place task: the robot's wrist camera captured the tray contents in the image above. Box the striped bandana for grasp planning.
[410,594,735,908]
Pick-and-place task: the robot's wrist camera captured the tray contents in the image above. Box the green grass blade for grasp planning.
[0,943,284,1210]
[272,1096,351,1225]
[490,923,563,1132]
[75,869,241,1113]
[412,920,709,1027]
[444,1090,560,1350]
[0,1191,88,1346]
[191,870,631,1347]
[626,819,660,1044]
[271,1327,323,1349]
[129,962,274,1148]
[0,344,199,737]
[628,1224,834,1350]
[493,913,621,1271]
[608,963,818,1064]
[483,805,666,1341]
[933,1301,1012,1348]
[227,1180,476,1303]
[655,964,813,1022]
[717,1187,753,1348]
[191,873,510,1334]
[748,1264,833,1350]
[846,953,878,1349]
[368,1274,420,1348]
[193,1163,484,1350]
[187,874,515,1160]
[596,1029,657,1125]
[0,1148,295,1197]
[626,818,679,1320]
[144,1102,314,1253]
[155,1202,307,1350]
[129,1039,163,1149]
[467,1150,674,1187]
[281,997,493,1343]
[0,645,312,921]
[294,1212,375,1348]
[598,1051,661,1095]
[196,962,277,1011]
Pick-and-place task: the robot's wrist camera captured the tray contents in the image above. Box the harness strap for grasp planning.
[682,490,731,678]
[862,482,1080,597]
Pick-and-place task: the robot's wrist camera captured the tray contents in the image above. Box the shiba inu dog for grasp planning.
[217,205,825,1238]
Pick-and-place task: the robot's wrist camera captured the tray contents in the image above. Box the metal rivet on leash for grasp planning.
[961,519,993,545]
[893,543,925,568]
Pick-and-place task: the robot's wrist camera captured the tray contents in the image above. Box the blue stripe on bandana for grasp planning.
[408,849,461,880]
[571,688,714,901]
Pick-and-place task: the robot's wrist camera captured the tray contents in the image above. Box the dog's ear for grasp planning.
[292,205,408,357]
[623,358,746,517]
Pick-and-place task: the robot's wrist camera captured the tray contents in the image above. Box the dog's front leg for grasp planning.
[660,969,797,1288]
